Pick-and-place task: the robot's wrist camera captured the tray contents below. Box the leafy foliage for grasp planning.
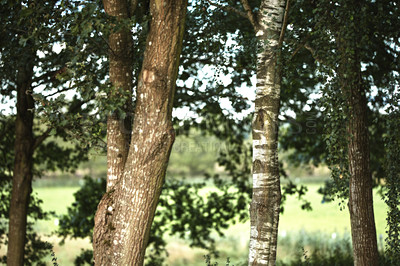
[276,231,396,266]
[384,92,400,262]
[58,176,106,243]
[281,181,312,213]
[278,236,354,266]
[58,175,251,265]
[0,115,57,264]
[3,0,399,264]
[0,113,92,264]
[0,1,97,260]
[281,0,400,203]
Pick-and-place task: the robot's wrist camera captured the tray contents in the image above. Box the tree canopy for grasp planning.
[0,0,399,264]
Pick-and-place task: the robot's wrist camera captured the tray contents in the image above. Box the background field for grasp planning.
[31,182,387,265]
[1,133,388,265]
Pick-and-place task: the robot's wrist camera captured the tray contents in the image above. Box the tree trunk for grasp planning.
[93,0,188,264]
[7,62,35,266]
[340,63,379,266]
[248,0,286,265]
[103,0,133,192]
[347,82,379,266]
[336,6,379,264]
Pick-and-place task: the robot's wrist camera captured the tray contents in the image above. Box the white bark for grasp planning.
[248,0,286,265]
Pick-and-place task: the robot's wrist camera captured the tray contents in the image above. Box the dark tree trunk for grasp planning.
[7,62,35,266]
[332,1,379,263]
[347,79,379,266]
[338,39,379,265]
[93,0,188,264]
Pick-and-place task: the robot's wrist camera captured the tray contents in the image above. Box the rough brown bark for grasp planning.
[103,0,133,192]
[343,70,379,266]
[7,61,35,266]
[338,35,379,265]
[93,0,188,264]
[347,83,379,266]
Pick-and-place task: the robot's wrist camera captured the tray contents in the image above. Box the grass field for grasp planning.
[30,183,388,265]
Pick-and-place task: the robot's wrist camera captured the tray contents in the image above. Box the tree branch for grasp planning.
[32,95,94,151]
[288,34,311,60]
[31,69,61,84]
[303,42,336,71]
[278,0,290,48]
[240,0,258,30]
[205,0,248,19]
[43,86,76,99]
[290,42,305,59]
[304,43,323,64]
[33,127,52,151]
[181,86,251,102]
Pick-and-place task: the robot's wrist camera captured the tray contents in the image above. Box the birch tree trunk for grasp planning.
[245,0,286,264]
[7,60,35,266]
[93,0,188,264]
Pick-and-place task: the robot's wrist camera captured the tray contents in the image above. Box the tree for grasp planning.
[216,0,289,264]
[1,0,319,264]
[102,0,133,194]
[92,0,188,264]
[246,0,287,263]
[0,115,54,265]
[1,2,68,264]
[7,40,36,266]
[282,0,399,264]
[336,14,379,264]
[1,0,257,263]
[0,1,103,263]
[201,0,318,263]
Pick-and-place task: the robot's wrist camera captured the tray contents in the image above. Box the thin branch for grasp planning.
[289,34,311,60]
[240,0,258,30]
[182,86,251,102]
[205,0,248,19]
[43,86,76,98]
[276,0,290,74]
[278,0,290,48]
[304,43,318,60]
[31,69,60,84]
[92,31,115,56]
[279,113,296,123]
[33,127,52,151]
[290,42,305,59]
[304,42,335,69]
[10,27,29,34]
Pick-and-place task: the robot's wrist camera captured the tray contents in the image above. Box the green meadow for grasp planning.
[31,183,387,265]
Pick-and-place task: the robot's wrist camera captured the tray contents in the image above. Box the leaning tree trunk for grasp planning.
[248,0,286,265]
[7,62,35,266]
[93,0,188,264]
[103,0,133,192]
